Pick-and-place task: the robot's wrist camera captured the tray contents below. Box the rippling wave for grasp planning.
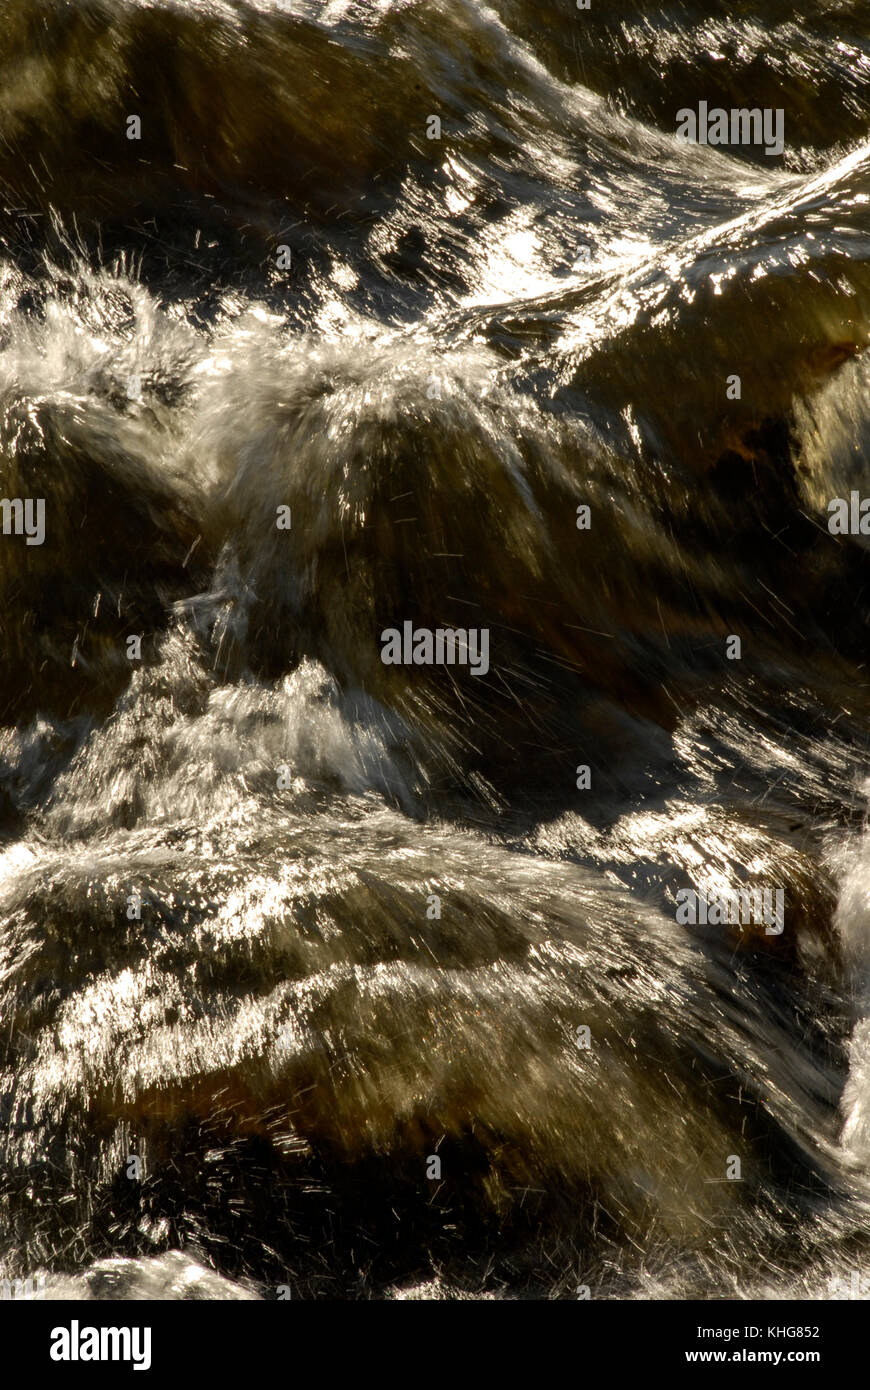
[2,0,870,1300]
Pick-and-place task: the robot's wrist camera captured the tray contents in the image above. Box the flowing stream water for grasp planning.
[2,0,870,1300]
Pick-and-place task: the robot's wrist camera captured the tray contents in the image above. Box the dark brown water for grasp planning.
[2,0,870,1300]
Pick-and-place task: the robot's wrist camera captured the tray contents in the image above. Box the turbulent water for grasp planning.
[3,0,870,1301]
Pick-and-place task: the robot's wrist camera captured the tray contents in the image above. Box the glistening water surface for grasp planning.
[2,0,870,1300]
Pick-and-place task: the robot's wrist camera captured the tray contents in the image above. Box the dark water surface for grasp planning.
[2,0,870,1299]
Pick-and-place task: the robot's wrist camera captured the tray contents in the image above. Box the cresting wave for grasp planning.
[2,0,870,1299]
